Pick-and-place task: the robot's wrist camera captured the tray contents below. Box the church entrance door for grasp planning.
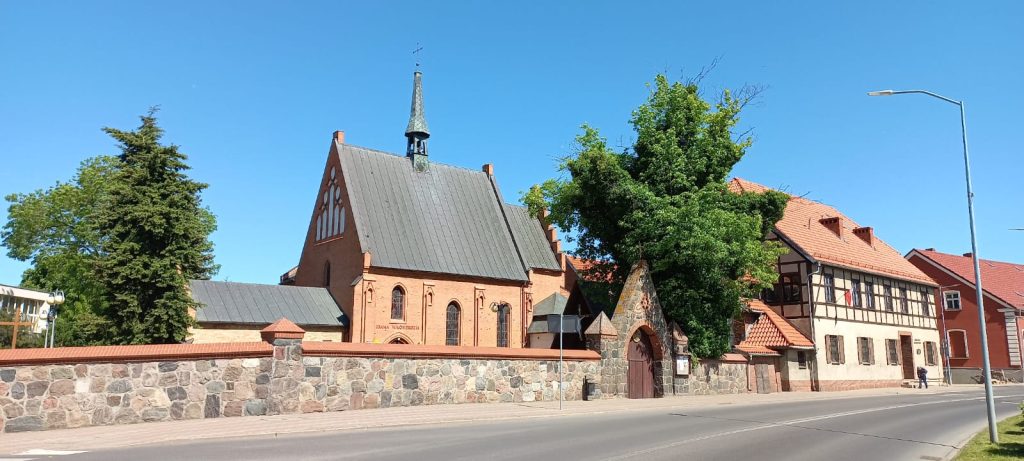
[627,330,655,399]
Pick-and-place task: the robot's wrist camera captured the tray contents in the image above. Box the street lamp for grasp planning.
[869,89,999,443]
[45,290,65,348]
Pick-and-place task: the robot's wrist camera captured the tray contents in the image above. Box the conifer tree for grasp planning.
[97,110,217,344]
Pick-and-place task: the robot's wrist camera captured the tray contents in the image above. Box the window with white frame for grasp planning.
[944,291,962,311]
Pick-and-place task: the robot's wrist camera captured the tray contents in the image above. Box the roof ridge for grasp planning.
[339,143,490,176]
[919,248,1024,268]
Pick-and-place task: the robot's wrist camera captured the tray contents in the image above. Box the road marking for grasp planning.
[602,393,1024,460]
[16,449,86,455]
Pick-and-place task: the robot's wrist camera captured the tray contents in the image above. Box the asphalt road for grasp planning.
[8,388,1023,461]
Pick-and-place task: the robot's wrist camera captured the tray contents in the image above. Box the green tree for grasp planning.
[97,110,218,344]
[525,75,789,358]
[2,156,119,346]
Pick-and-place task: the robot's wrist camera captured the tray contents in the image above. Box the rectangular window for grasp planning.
[826,335,845,365]
[948,330,969,358]
[857,337,874,365]
[823,274,836,303]
[899,288,909,313]
[851,279,862,307]
[883,285,893,311]
[797,351,807,369]
[921,290,931,317]
[925,341,938,366]
[761,286,778,304]
[864,281,876,309]
[781,273,802,303]
[885,339,900,365]
[944,291,962,311]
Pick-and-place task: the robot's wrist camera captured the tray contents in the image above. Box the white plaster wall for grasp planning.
[812,319,943,382]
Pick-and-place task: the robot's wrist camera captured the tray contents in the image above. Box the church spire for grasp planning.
[405,70,430,171]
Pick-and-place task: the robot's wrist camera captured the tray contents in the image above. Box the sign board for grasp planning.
[675,356,690,376]
[547,315,581,334]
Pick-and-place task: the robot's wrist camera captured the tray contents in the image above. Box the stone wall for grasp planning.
[0,357,270,433]
[0,332,600,433]
[672,359,748,395]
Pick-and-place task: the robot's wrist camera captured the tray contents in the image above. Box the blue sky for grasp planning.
[1,1,1021,285]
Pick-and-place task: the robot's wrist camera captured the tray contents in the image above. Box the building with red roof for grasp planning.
[730,178,943,391]
[906,249,1023,383]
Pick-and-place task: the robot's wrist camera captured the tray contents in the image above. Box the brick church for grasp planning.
[282,70,580,347]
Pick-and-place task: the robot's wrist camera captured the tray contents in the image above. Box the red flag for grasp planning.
[844,290,852,305]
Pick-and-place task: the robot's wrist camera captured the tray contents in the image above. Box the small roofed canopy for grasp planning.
[189,280,348,328]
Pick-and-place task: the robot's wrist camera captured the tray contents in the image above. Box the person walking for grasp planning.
[917,366,928,389]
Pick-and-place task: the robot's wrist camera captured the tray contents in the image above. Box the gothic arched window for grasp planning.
[496,303,510,348]
[315,167,345,241]
[391,286,405,321]
[445,302,460,346]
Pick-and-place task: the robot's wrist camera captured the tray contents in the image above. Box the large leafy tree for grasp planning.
[2,156,119,346]
[97,110,218,344]
[525,75,789,358]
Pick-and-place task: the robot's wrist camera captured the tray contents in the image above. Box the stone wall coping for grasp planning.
[0,342,273,366]
[302,342,602,361]
[716,353,749,363]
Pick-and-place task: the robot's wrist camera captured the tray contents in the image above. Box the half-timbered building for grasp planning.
[730,178,944,390]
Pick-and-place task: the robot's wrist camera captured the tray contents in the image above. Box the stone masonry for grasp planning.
[0,320,599,433]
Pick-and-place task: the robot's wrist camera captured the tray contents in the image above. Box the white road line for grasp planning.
[16,449,86,455]
[601,393,1024,461]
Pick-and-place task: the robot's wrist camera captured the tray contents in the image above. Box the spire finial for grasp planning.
[413,42,423,69]
[405,54,430,170]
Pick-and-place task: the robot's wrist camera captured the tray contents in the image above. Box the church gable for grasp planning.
[336,144,531,282]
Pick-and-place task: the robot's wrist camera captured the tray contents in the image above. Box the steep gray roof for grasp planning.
[532,293,569,316]
[189,280,347,327]
[503,204,561,272]
[339,144,554,282]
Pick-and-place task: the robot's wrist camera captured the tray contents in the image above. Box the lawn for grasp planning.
[956,413,1024,461]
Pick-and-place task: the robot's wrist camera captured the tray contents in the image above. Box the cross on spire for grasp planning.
[413,43,424,69]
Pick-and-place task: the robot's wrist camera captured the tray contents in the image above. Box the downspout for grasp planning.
[807,261,822,392]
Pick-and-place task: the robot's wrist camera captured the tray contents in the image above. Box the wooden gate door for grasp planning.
[627,331,655,399]
[899,335,914,379]
[755,363,773,394]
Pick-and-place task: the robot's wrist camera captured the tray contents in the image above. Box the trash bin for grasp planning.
[583,378,597,401]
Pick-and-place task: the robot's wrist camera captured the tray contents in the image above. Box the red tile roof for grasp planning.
[736,299,814,356]
[567,255,614,283]
[910,249,1024,310]
[729,178,936,286]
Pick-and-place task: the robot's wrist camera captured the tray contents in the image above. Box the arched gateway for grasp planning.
[587,261,674,399]
[627,330,656,398]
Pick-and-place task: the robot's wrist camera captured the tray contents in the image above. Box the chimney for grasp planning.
[925,248,935,251]
[962,252,973,258]
[482,163,494,176]
[333,130,345,144]
[852,227,874,245]
[819,217,843,238]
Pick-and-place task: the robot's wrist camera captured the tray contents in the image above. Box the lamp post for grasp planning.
[45,290,65,348]
[868,89,998,443]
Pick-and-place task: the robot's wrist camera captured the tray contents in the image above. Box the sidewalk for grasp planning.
[0,385,978,455]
